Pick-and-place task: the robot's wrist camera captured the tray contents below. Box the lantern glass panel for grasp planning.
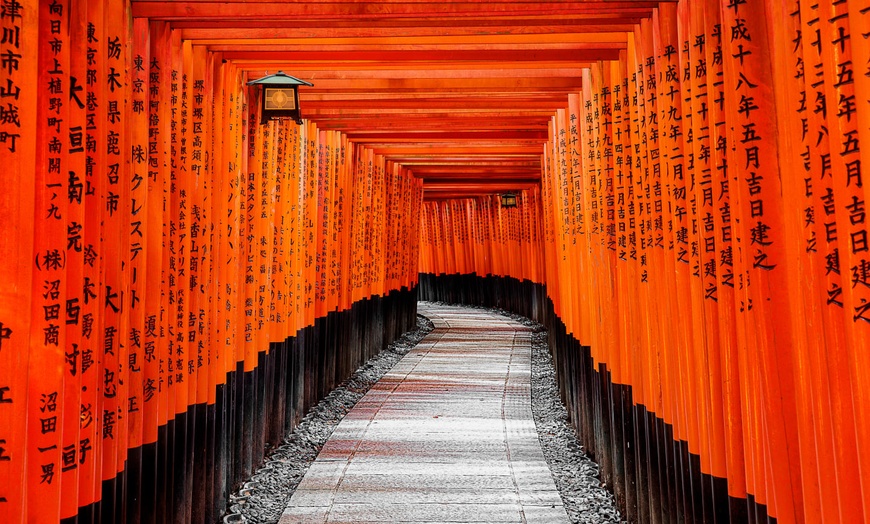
[265,87,297,110]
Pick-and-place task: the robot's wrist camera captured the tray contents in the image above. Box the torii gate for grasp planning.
[1,1,870,523]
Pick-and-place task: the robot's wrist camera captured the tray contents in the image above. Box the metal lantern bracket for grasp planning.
[247,71,313,125]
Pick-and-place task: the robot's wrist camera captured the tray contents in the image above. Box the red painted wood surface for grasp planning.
[3,0,870,522]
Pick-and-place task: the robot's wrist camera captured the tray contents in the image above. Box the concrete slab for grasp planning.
[279,304,570,524]
[326,503,523,522]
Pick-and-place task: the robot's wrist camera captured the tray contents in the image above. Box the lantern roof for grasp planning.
[247,71,313,87]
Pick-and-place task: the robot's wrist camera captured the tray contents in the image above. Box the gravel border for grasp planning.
[526,319,622,523]
[221,314,435,524]
[224,303,621,524]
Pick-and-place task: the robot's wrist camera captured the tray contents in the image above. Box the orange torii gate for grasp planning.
[3,0,870,523]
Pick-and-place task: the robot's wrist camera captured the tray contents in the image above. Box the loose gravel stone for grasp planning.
[529,324,622,524]
[221,314,434,524]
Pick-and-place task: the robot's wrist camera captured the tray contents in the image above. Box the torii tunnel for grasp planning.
[2,0,870,523]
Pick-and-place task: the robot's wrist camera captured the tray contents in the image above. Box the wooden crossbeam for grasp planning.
[135,0,656,198]
[220,49,621,61]
[133,2,659,20]
[179,23,639,39]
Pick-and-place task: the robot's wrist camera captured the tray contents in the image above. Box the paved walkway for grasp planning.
[279,303,570,524]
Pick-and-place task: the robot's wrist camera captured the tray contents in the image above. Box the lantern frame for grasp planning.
[247,71,313,125]
[500,192,518,208]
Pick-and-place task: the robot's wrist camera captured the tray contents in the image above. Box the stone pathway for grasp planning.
[279,304,570,524]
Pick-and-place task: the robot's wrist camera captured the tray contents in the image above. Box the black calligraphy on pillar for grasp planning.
[0,0,23,153]
[817,3,869,322]
[661,35,687,265]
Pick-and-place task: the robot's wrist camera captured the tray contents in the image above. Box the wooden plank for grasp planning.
[170,15,645,30]
[414,170,542,177]
[302,100,570,111]
[219,49,621,61]
[373,147,541,156]
[132,2,658,20]
[362,139,546,147]
[193,32,628,45]
[345,131,549,140]
[179,23,638,39]
[285,68,588,80]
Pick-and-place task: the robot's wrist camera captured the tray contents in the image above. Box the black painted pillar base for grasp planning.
[68,286,419,524]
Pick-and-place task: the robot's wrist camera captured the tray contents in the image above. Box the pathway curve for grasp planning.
[279,304,570,524]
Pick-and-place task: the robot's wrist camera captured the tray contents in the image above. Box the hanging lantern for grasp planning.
[247,71,313,125]
[501,192,518,208]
